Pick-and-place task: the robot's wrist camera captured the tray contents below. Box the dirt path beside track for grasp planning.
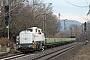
[70,42,90,60]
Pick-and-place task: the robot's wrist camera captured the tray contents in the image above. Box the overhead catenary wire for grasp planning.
[85,0,90,15]
[65,0,88,8]
[85,0,89,5]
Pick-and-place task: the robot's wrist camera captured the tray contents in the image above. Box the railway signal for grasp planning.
[5,5,10,39]
[84,22,87,31]
[5,5,9,13]
[5,5,9,26]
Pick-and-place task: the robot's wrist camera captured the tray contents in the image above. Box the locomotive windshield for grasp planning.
[27,29,33,32]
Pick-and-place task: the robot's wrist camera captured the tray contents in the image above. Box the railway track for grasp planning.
[0,42,79,60]
[0,51,38,60]
[0,53,25,60]
[32,42,78,60]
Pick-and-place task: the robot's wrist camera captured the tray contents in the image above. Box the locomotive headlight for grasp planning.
[16,43,18,45]
[28,45,31,48]
[18,45,21,48]
[32,45,35,49]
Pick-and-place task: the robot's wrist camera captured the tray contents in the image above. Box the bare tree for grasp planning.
[0,0,60,41]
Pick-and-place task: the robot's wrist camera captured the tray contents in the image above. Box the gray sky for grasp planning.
[44,0,90,23]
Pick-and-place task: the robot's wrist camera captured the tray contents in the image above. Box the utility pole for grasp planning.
[64,20,66,31]
[64,19,67,37]
[71,27,72,37]
[33,0,35,19]
[42,3,52,37]
[59,13,60,21]
[58,13,60,32]
[33,2,52,37]
[43,4,47,37]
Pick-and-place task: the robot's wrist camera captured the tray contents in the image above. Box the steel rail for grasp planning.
[32,42,79,60]
[0,53,25,60]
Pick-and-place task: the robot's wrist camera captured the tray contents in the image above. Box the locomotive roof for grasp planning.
[27,27,42,30]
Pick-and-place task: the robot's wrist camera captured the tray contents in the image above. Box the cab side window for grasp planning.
[38,30,41,34]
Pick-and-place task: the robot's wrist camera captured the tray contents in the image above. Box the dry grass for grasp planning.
[70,43,90,60]
[0,37,16,52]
[0,47,6,52]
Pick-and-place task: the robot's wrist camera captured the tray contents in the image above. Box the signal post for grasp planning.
[4,0,10,39]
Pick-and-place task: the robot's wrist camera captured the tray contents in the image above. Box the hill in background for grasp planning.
[60,20,82,31]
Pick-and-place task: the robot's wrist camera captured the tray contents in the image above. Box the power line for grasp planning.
[85,0,89,5]
[87,5,90,15]
[65,0,88,8]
